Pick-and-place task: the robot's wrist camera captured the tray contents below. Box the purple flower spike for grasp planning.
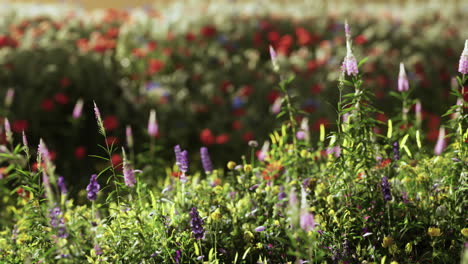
[300,210,315,232]
[200,147,213,174]
[393,141,400,161]
[178,150,189,173]
[57,176,67,194]
[434,127,447,155]
[269,45,279,72]
[381,177,392,202]
[122,148,136,187]
[189,207,205,239]
[398,63,409,92]
[344,20,351,39]
[343,41,359,76]
[458,40,468,74]
[72,98,84,119]
[174,145,182,165]
[86,174,100,201]
[147,109,158,137]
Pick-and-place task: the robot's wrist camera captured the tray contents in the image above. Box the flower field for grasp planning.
[0,1,467,263]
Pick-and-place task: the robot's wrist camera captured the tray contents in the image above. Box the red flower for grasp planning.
[376,113,387,123]
[295,27,312,46]
[267,91,281,104]
[200,25,217,37]
[355,35,367,45]
[242,131,254,142]
[267,31,280,43]
[74,146,86,160]
[12,120,28,133]
[106,27,119,38]
[200,129,215,145]
[103,116,119,131]
[310,84,323,94]
[41,99,55,112]
[60,77,71,88]
[54,93,69,105]
[262,161,284,180]
[76,38,89,52]
[239,85,254,97]
[111,154,123,171]
[148,59,164,75]
[216,133,230,145]
[185,32,196,41]
[147,41,157,51]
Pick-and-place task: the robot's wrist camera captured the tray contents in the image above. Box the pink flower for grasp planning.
[147,109,158,137]
[458,40,468,75]
[434,127,447,155]
[398,63,409,92]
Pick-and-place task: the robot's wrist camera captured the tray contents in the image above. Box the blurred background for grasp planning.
[0,0,467,193]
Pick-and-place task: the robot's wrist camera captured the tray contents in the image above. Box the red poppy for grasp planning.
[12,120,28,133]
[103,116,119,131]
[185,32,196,41]
[106,27,119,38]
[74,146,86,160]
[295,27,312,46]
[41,99,55,112]
[148,59,164,74]
[200,129,215,145]
[54,93,69,105]
[267,31,280,43]
[215,133,230,144]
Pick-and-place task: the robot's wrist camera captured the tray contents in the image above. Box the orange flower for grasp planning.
[262,161,284,180]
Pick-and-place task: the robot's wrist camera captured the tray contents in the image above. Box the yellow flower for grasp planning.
[227,161,237,170]
[244,164,252,173]
[210,208,222,221]
[382,236,393,248]
[428,227,442,237]
[390,261,399,264]
[462,228,468,237]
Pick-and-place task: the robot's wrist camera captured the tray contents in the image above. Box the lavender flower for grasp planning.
[93,101,105,135]
[255,226,265,232]
[393,141,400,161]
[38,139,51,165]
[344,20,351,39]
[86,174,100,201]
[296,131,306,140]
[72,98,84,119]
[200,147,213,174]
[57,176,67,194]
[4,118,12,144]
[434,127,447,155]
[4,88,14,108]
[458,40,468,74]
[381,177,392,202]
[22,131,28,150]
[398,63,409,92]
[342,40,359,76]
[189,207,205,239]
[174,145,182,165]
[300,210,315,232]
[178,150,189,173]
[269,45,279,72]
[126,125,133,148]
[49,207,68,238]
[147,109,158,137]
[122,148,136,187]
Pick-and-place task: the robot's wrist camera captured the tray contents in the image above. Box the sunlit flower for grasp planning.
[428,227,442,237]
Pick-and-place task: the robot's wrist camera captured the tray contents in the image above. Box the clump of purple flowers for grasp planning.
[49,207,68,238]
[86,174,100,201]
[458,40,468,74]
[57,176,67,194]
[178,150,189,174]
[200,147,213,174]
[189,207,205,240]
[381,177,392,202]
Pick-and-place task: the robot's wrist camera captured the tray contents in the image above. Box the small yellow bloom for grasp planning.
[244,164,252,173]
[210,208,222,221]
[382,236,393,248]
[227,161,237,170]
[390,261,399,264]
[300,149,309,158]
[428,227,442,237]
[461,228,468,237]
